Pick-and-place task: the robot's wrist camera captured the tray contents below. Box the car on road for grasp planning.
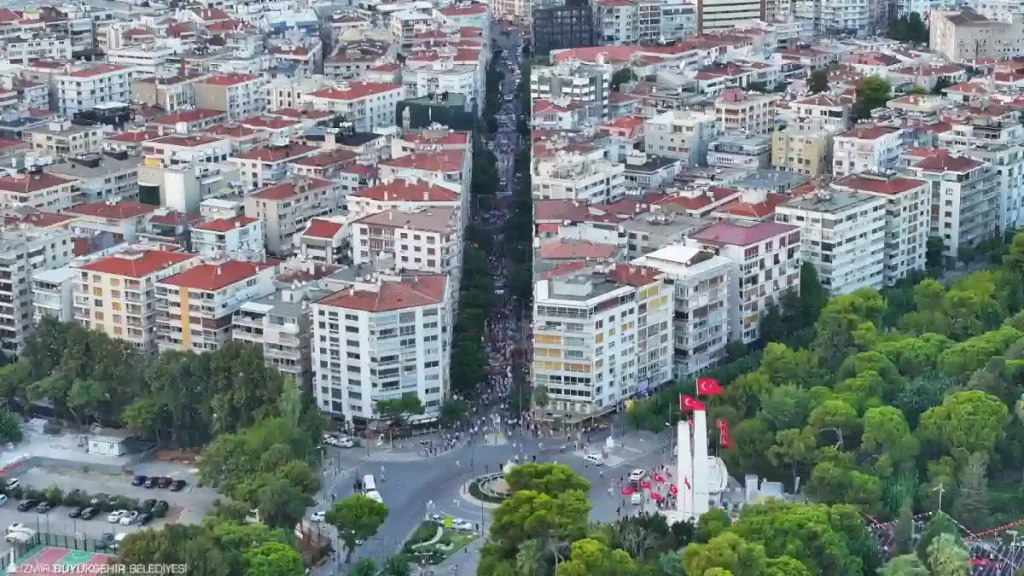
[137,512,153,526]
[5,531,31,544]
[156,477,173,489]
[69,506,86,518]
[35,501,55,514]
[80,507,99,520]
[107,510,129,523]
[452,519,474,531]
[131,475,147,487]
[155,501,169,515]
[583,454,604,466]
[5,479,19,491]
[119,511,139,526]
[629,469,647,483]
[310,511,326,523]
[0,494,8,507]
[170,479,187,492]
[144,477,158,488]
[17,499,39,512]
[630,492,643,505]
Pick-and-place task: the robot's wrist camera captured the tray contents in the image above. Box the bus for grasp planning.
[362,474,376,493]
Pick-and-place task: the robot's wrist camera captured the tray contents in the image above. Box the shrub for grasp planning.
[44,486,63,504]
[9,486,22,499]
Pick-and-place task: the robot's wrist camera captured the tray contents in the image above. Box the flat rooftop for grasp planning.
[781,189,881,213]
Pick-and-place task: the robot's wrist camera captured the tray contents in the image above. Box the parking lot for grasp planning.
[0,462,218,555]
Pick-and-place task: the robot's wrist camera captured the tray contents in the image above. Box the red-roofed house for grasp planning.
[232,143,320,189]
[269,43,323,76]
[832,172,929,283]
[391,130,472,157]
[56,65,133,117]
[439,2,490,29]
[65,200,160,241]
[151,109,228,132]
[143,134,232,166]
[287,148,358,179]
[311,273,452,420]
[244,177,340,256]
[75,249,200,351]
[156,259,277,352]
[195,74,269,121]
[379,150,471,215]
[904,149,998,263]
[686,220,801,342]
[191,216,265,260]
[832,125,905,177]
[302,81,405,132]
[532,99,589,130]
[294,218,347,265]
[348,179,461,222]
[0,172,77,212]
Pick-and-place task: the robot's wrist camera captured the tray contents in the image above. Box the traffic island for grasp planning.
[403,520,478,565]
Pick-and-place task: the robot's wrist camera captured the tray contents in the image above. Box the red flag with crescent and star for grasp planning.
[679,394,705,412]
[697,377,723,396]
[717,419,733,449]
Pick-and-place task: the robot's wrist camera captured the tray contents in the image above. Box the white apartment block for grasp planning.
[191,215,265,261]
[532,152,627,204]
[350,208,461,287]
[266,76,330,110]
[714,90,778,136]
[0,227,74,355]
[0,173,77,212]
[790,93,853,133]
[533,263,674,422]
[531,61,612,119]
[44,154,140,205]
[698,0,763,32]
[32,268,75,324]
[595,0,639,44]
[391,11,433,52]
[832,125,905,177]
[311,273,452,422]
[56,64,134,118]
[156,260,277,353]
[347,179,462,223]
[819,0,875,34]
[403,60,483,109]
[73,249,201,352]
[633,245,733,378]
[295,219,346,265]
[303,81,406,133]
[966,143,1024,232]
[244,177,343,257]
[232,143,319,190]
[143,135,233,166]
[686,220,801,343]
[776,189,887,294]
[904,151,1000,264]
[195,74,270,121]
[644,110,722,167]
[106,46,176,77]
[6,36,72,65]
[833,173,930,285]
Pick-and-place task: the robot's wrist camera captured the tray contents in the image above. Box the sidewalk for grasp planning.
[436,536,485,575]
[342,439,468,462]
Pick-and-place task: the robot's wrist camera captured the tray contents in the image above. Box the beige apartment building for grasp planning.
[23,120,105,159]
[0,172,78,212]
[130,73,205,112]
[74,249,201,352]
[195,74,269,121]
[714,89,778,136]
[930,8,1024,62]
[244,177,343,257]
[156,259,277,353]
[772,127,831,177]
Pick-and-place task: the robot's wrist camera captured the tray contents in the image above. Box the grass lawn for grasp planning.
[404,521,479,565]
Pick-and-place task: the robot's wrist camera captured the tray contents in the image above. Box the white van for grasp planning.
[362,475,376,494]
[366,490,384,504]
[5,531,31,544]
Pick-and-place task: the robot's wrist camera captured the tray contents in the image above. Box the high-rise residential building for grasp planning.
[685,220,801,343]
[644,110,721,167]
[929,8,1024,61]
[73,249,201,352]
[243,178,343,257]
[533,263,674,422]
[155,260,277,353]
[532,0,596,56]
[0,227,74,355]
[771,128,832,177]
[303,82,406,133]
[832,125,905,178]
[776,189,887,294]
[530,60,612,119]
[311,272,453,423]
[696,0,764,32]
[632,245,733,378]
[55,64,134,118]
[714,89,779,136]
[832,172,930,285]
[532,151,627,204]
[194,74,269,121]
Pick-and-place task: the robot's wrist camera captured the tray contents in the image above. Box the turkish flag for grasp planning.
[697,377,723,396]
[716,418,728,432]
[679,395,705,412]
[718,419,733,449]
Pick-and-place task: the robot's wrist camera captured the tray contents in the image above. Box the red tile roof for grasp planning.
[266,108,333,120]
[302,218,344,239]
[150,134,223,148]
[160,260,274,291]
[440,3,488,15]
[382,150,464,173]
[240,116,299,130]
[290,149,357,167]
[689,220,797,246]
[608,263,661,287]
[307,82,402,101]
[237,144,317,162]
[0,173,74,193]
[66,201,159,220]
[104,131,152,143]
[80,250,195,278]
[18,211,74,228]
[911,150,984,172]
[205,124,260,138]
[0,138,26,151]
[538,240,618,260]
[152,109,226,125]
[834,174,925,195]
[65,64,129,78]
[354,180,459,202]
[838,125,902,140]
[192,7,231,21]
[201,74,258,87]
[400,131,472,146]
[717,193,788,219]
[534,199,594,222]
[318,275,447,312]
[192,215,259,232]
[250,178,332,200]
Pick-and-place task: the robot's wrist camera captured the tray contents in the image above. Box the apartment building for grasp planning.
[531,60,612,119]
[0,172,77,212]
[644,110,721,167]
[106,46,175,76]
[832,172,930,285]
[697,0,764,32]
[966,143,1024,232]
[155,259,277,353]
[0,226,74,355]
[234,282,331,385]
[195,74,269,121]
[929,8,1024,62]
[350,208,461,285]
[595,0,638,44]
[790,93,853,133]
[191,215,265,261]
[772,127,832,177]
[73,249,200,352]
[311,272,452,422]
[130,74,203,112]
[6,35,72,65]
[686,220,801,343]
[708,135,772,170]
[532,0,597,56]
[532,263,674,421]
[244,177,342,257]
[533,152,627,204]
[265,76,330,110]
[23,121,104,160]
[391,11,433,52]
[403,60,483,109]
[56,64,134,118]
[44,154,139,206]
[347,179,461,221]
[775,189,887,294]
[714,89,779,136]
[232,143,319,190]
[632,244,733,378]
[904,150,1000,264]
[142,135,232,167]
[303,82,406,133]
[832,125,905,177]
[295,218,347,265]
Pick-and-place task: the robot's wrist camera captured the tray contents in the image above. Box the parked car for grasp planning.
[131,476,147,487]
[106,510,128,523]
[452,519,475,531]
[169,480,187,492]
[94,533,115,552]
[5,479,19,491]
[5,531,31,544]
[119,511,139,526]
[310,511,326,523]
[89,494,109,506]
[68,506,86,518]
[156,477,173,489]
[140,499,156,513]
[137,512,153,526]
[6,523,28,534]
[17,500,39,512]
[80,507,99,520]
[35,501,55,514]
[628,469,647,483]
[0,494,8,507]
[144,477,157,489]
[583,454,603,466]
